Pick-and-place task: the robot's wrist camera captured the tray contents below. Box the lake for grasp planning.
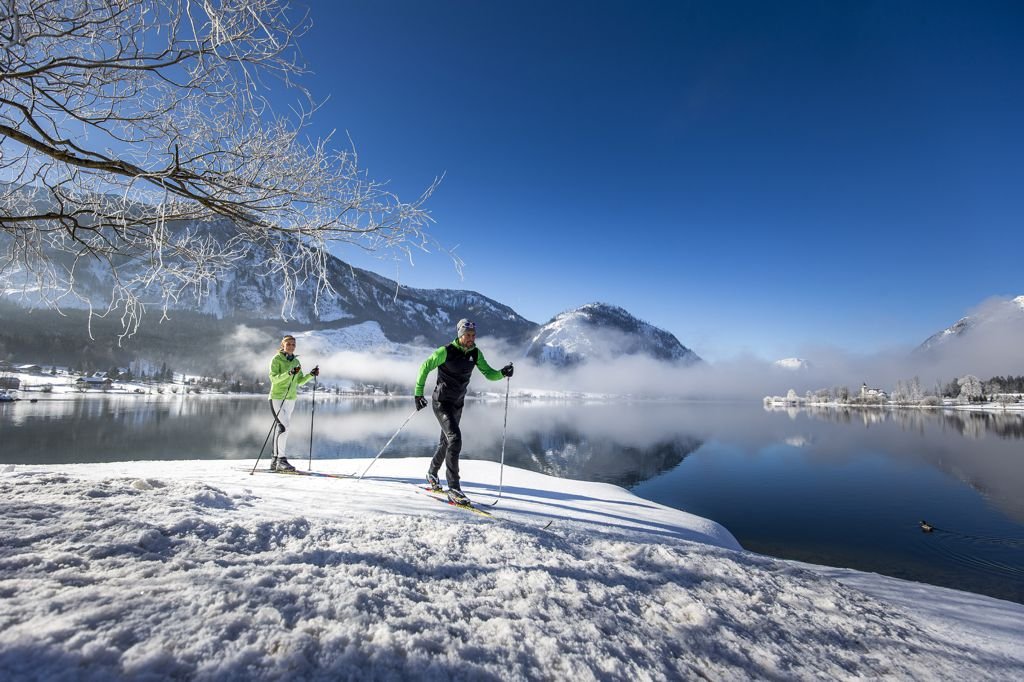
[2,395,1023,604]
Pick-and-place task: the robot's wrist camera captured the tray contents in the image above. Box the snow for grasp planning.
[772,357,809,371]
[293,322,400,355]
[2,458,1022,680]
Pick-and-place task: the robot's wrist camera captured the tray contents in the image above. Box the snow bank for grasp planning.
[1,458,1022,680]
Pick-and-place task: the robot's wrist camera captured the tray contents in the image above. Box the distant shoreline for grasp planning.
[765,401,1024,414]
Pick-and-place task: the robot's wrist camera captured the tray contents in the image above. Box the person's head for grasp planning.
[456,319,476,347]
[279,335,297,356]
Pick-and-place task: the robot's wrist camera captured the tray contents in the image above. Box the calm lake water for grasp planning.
[2,395,1023,604]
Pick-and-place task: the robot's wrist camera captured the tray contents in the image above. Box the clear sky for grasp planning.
[295,1,1023,361]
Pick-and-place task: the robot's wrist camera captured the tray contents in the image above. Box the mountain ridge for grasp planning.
[1,219,699,369]
[524,303,702,367]
[917,295,1024,354]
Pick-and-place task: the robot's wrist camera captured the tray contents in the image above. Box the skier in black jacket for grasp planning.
[414,318,513,505]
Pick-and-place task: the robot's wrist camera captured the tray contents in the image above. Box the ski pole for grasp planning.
[487,375,512,506]
[251,420,277,475]
[251,371,298,475]
[308,374,317,471]
[357,408,419,480]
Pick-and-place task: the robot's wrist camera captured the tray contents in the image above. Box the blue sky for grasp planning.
[297,1,1023,361]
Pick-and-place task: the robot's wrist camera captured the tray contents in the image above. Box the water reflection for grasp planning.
[765,403,1024,439]
[762,405,1024,525]
[3,396,1024,602]
[0,398,705,490]
[515,431,702,487]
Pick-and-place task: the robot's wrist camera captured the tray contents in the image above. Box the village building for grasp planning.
[860,383,888,401]
[75,377,114,390]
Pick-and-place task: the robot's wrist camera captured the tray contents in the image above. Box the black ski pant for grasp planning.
[429,399,464,490]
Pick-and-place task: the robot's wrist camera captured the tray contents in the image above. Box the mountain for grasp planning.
[917,296,1024,354]
[523,303,702,367]
[773,358,811,371]
[2,215,703,371]
[1,216,536,348]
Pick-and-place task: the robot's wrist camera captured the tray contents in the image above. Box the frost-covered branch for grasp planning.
[0,0,440,338]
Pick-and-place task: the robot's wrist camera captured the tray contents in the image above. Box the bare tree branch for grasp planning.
[1,0,441,339]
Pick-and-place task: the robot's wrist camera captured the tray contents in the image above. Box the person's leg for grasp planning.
[428,426,446,477]
[437,402,464,490]
[430,400,463,488]
[272,399,295,458]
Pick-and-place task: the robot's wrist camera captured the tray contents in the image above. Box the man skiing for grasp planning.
[415,319,513,505]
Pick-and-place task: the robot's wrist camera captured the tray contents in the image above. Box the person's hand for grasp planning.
[310,366,320,377]
[415,395,428,411]
[290,366,301,376]
[500,363,514,378]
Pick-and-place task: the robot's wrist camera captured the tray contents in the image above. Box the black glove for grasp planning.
[310,366,320,377]
[415,395,428,411]
[500,363,514,378]
[289,366,301,376]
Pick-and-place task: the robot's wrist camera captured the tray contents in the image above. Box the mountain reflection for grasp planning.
[509,431,703,487]
[763,404,1024,524]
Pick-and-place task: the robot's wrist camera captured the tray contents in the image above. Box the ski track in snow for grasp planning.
[1,459,1022,681]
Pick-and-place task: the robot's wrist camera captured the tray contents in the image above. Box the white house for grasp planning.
[860,383,888,401]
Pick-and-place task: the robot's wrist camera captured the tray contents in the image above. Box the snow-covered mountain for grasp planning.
[3,213,704,367]
[523,303,702,367]
[183,220,536,346]
[773,357,811,371]
[1,216,535,347]
[917,295,1024,354]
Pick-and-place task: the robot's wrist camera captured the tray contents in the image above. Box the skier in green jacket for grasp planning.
[415,319,513,505]
[268,335,319,472]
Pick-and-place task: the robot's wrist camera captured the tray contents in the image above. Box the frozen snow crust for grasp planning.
[2,458,1022,681]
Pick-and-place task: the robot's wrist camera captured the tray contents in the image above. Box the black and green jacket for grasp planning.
[415,339,503,404]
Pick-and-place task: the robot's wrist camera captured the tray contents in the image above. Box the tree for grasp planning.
[1,1,442,337]
[909,376,922,403]
[941,379,960,398]
[893,379,907,404]
[957,375,982,403]
[983,377,1003,396]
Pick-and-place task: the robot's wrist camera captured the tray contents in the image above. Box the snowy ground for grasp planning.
[1,458,1023,681]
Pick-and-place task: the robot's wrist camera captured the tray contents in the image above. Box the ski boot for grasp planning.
[426,472,443,492]
[447,487,470,506]
[271,456,296,472]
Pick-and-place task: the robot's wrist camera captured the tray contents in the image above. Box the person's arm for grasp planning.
[475,349,504,381]
[415,346,448,396]
[269,355,293,391]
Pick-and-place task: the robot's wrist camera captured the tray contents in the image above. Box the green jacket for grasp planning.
[268,352,313,400]
[415,339,503,402]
